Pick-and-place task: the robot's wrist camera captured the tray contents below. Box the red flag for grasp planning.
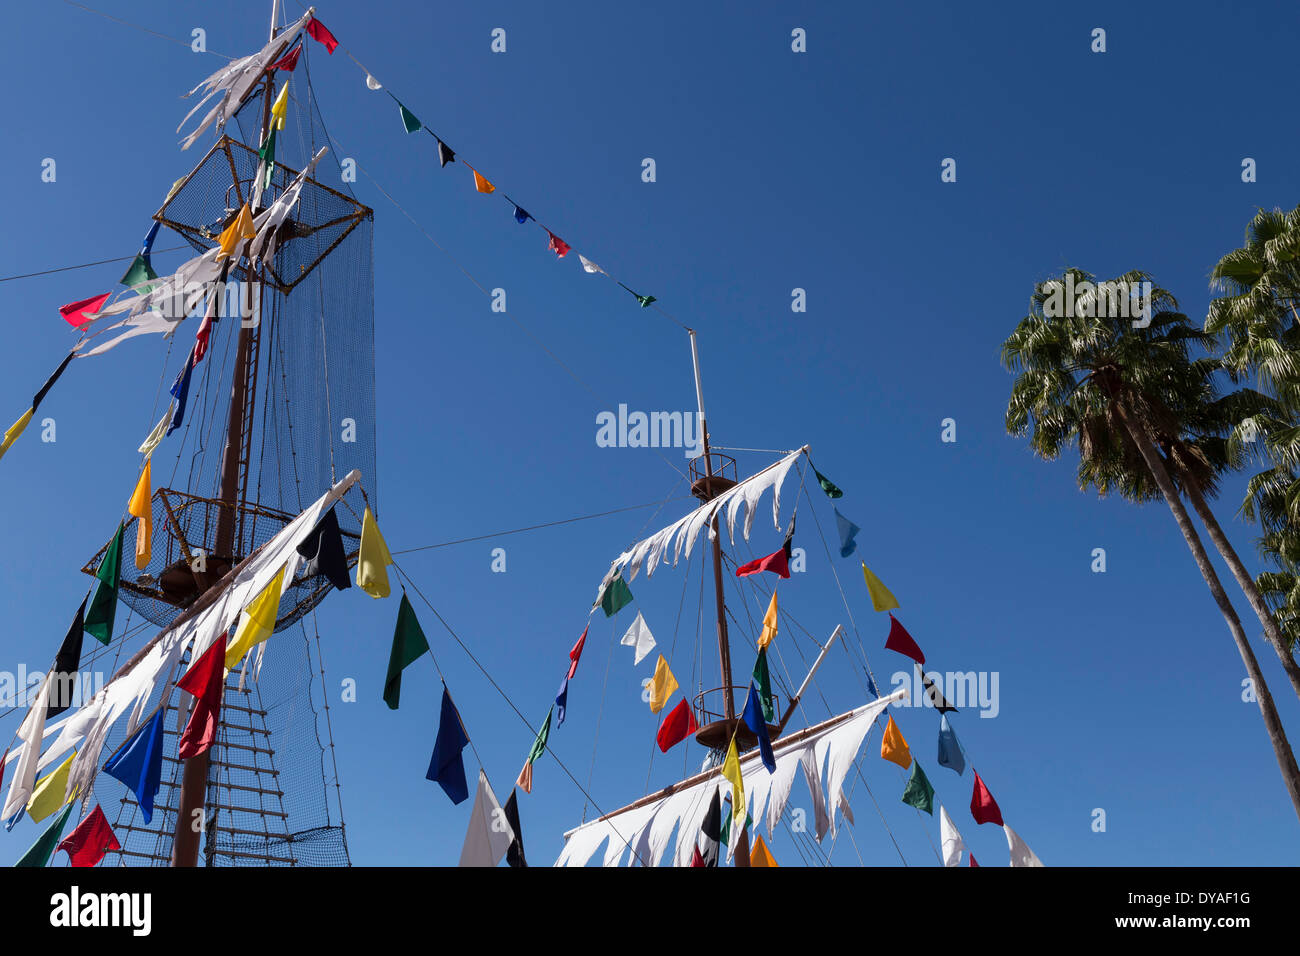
[306,17,339,53]
[690,845,705,867]
[194,315,213,363]
[656,699,698,753]
[885,614,925,666]
[57,804,120,867]
[736,548,789,579]
[0,746,8,795]
[268,44,302,72]
[567,625,588,680]
[547,231,570,258]
[59,293,110,328]
[970,771,1003,826]
[969,853,979,867]
[177,635,226,758]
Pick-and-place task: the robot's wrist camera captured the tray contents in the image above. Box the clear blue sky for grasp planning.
[0,0,1298,867]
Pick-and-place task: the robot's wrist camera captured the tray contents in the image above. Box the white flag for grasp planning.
[138,405,175,459]
[2,674,53,820]
[578,254,606,276]
[1004,823,1044,867]
[366,74,382,90]
[620,611,657,665]
[459,770,515,867]
[940,805,967,867]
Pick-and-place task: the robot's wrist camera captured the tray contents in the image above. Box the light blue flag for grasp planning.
[834,508,860,558]
[937,714,965,776]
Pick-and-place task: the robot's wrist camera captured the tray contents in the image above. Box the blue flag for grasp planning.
[742,683,775,773]
[167,350,196,436]
[866,673,879,698]
[513,205,532,224]
[104,707,166,823]
[937,714,965,776]
[834,508,860,558]
[555,675,569,727]
[426,687,470,804]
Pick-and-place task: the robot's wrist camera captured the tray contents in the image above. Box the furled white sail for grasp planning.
[177,10,313,150]
[554,687,906,867]
[598,446,808,592]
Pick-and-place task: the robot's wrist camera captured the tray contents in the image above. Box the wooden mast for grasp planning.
[170,0,281,868]
[687,330,751,867]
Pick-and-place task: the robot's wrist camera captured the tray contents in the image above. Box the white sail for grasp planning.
[554,687,906,867]
[599,446,807,592]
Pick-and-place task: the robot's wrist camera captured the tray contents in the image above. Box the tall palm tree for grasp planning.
[1004,269,1300,821]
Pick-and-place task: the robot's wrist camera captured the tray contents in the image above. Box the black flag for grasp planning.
[436,138,455,168]
[48,598,87,719]
[296,506,351,591]
[504,788,527,868]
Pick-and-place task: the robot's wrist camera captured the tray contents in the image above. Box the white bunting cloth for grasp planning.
[1,673,53,819]
[940,806,967,867]
[620,611,657,665]
[1004,823,1044,867]
[459,770,514,867]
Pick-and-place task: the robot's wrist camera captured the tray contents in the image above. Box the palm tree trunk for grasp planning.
[1114,402,1300,823]
[1182,472,1300,702]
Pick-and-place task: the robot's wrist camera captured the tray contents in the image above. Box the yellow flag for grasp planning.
[758,590,779,649]
[270,82,290,130]
[471,167,495,194]
[880,715,912,769]
[216,203,256,259]
[749,833,779,867]
[648,654,678,714]
[128,460,152,570]
[27,751,76,823]
[862,564,899,612]
[721,735,745,848]
[357,506,393,598]
[0,407,33,461]
[226,564,287,670]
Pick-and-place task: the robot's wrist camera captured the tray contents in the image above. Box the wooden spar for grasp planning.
[775,625,844,735]
[564,691,906,838]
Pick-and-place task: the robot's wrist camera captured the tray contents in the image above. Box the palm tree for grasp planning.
[1004,269,1300,822]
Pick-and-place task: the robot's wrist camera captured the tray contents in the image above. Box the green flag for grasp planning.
[752,648,775,723]
[901,761,935,815]
[634,293,656,308]
[398,101,422,133]
[598,575,634,618]
[258,127,277,190]
[526,706,553,765]
[84,523,124,645]
[119,254,158,290]
[14,801,75,868]
[719,805,753,846]
[813,467,843,499]
[384,593,430,709]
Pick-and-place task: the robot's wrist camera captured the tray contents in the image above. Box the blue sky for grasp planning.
[1,0,1298,866]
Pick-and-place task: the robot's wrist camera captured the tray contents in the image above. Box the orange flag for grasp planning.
[216,203,256,259]
[758,590,779,649]
[880,715,912,769]
[749,833,779,867]
[128,461,152,570]
[470,165,495,194]
[516,760,533,795]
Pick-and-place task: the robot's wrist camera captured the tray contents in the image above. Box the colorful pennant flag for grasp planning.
[103,707,166,823]
[880,715,912,769]
[940,806,967,867]
[758,590,779,649]
[268,43,302,72]
[620,610,656,664]
[1004,823,1044,867]
[579,255,606,275]
[694,787,721,867]
[656,698,698,752]
[971,771,1003,826]
[0,409,32,463]
[366,73,382,90]
[357,505,394,598]
[58,293,110,328]
[384,593,429,709]
[258,128,278,189]
[504,789,527,868]
[901,761,935,814]
[48,598,87,719]
[647,655,678,713]
[32,350,75,415]
[749,834,779,867]
[270,81,289,130]
[922,673,958,714]
[546,231,570,258]
[296,506,351,592]
[567,625,587,679]
[471,166,495,194]
[305,16,339,53]
[752,647,775,723]
[397,100,422,133]
[834,508,860,558]
[861,564,899,612]
[84,524,124,645]
[884,614,924,666]
[937,714,965,775]
[555,675,569,726]
[736,521,794,579]
[459,770,513,867]
[119,221,160,288]
[721,736,746,850]
[14,801,74,868]
[436,139,455,167]
[742,683,775,773]
[513,205,531,224]
[426,687,470,805]
[127,461,152,571]
[970,854,980,867]
[598,574,634,617]
[166,349,196,436]
[27,752,75,823]
[225,566,285,670]
[516,706,552,795]
[57,804,119,867]
[178,634,226,758]
[215,204,255,259]
[813,467,843,499]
